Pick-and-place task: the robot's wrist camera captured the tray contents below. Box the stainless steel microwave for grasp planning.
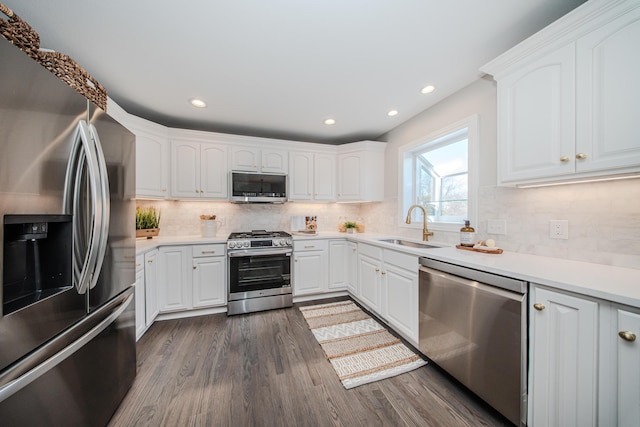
[230,172,287,203]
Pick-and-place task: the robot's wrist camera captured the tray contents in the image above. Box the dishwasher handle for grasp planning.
[419,265,525,301]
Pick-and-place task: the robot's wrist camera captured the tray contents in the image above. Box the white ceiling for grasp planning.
[4,0,587,144]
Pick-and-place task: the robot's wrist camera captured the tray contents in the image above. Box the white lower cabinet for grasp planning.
[191,245,226,308]
[157,244,226,313]
[600,303,640,427]
[157,246,191,312]
[293,240,329,296]
[381,250,419,345]
[357,246,382,313]
[328,239,357,294]
[529,284,599,427]
[143,249,159,326]
[135,255,146,340]
[530,284,640,427]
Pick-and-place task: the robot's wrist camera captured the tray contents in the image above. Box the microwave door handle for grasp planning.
[88,124,110,290]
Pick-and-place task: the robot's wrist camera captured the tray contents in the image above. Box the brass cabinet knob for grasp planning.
[294,259,298,262]
[533,303,545,311]
[147,259,153,264]
[375,268,380,272]
[162,188,167,192]
[619,331,637,342]
[560,156,570,163]
[576,153,587,160]
[381,271,386,275]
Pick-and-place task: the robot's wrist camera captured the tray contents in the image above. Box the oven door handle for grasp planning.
[228,248,292,257]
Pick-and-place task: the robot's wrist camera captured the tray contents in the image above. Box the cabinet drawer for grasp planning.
[294,240,328,252]
[358,243,382,260]
[383,249,418,272]
[192,244,225,257]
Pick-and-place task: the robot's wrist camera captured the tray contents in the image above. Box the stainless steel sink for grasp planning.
[378,239,440,249]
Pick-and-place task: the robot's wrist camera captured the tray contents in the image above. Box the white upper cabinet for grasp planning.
[576,6,640,174]
[337,141,385,202]
[482,1,640,186]
[129,119,170,198]
[171,139,228,199]
[289,151,335,201]
[496,44,576,183]
[230,146,288,173]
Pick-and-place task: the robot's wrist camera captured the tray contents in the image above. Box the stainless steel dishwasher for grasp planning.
[419,258,528,426]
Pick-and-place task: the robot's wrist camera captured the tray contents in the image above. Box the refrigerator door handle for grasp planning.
[63,120,104,294]
[0,288,134,403]
[88,124,110,290]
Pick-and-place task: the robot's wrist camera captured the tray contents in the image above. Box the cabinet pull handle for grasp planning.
[381,271,386,275]
[193,265,197,270]
[533,303,545,311]
[162,188,167,192]
[136,263,141,267]
[294,259,298,262]
[201,250,216,254]
[147,259,153,264]
[375,268,380,272]
[619,331,637,342]
[575,153,587,160]
[304,245,314,249]
[560,156,570,163]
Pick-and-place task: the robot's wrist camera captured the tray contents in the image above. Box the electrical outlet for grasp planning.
[550,220,569,240]
[487,219,507,235]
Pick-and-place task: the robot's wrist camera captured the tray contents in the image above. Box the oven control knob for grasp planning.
[286,238,292,246]
[243,241,249,248]
[228,242,235,249]
[274,239,281,246]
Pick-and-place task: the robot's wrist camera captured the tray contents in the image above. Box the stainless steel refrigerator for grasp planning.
[0,38,136,425]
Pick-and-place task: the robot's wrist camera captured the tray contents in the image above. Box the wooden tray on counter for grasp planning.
[456,244,503,254]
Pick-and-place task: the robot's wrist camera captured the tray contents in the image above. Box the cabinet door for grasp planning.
[289,152,313,200]
[200,143,228,199]
[498,44,576,184]
[136,134,169,198]
[157,246,190,312]
[192,256,226,308]
[144,250,159,326]
[530,285,598,427]
[346,241,358,295]
[313,153,335,200]
[135,265,146,340]
[358,253,381,313]
[329,240,347,290]
[261,149,288,174]
[171,141,201,198]
[337,153,362,201]
[615,306,640,427]
[293,250,326,296]
[382,262,418,345]
[230,146,259,171]
[576,7,640,174]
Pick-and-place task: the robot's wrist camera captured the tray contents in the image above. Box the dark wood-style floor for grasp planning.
[109,298,512,426]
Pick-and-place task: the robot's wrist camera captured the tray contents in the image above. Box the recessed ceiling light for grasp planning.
[387,110,398,117]
[190,98,207,108]
[420,85,436,94]
[324,118,336,125]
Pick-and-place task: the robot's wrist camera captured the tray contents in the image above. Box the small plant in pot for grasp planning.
[136,206,161,239]
[344,221,357,234]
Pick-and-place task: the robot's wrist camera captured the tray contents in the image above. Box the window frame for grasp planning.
[397,114,479,233]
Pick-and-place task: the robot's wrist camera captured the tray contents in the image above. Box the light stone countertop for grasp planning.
[136,231,640,308]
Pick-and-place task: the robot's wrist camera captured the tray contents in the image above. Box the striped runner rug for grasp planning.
[299,300,427,389]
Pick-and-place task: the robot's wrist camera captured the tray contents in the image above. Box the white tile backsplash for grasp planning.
[137,178,640,269]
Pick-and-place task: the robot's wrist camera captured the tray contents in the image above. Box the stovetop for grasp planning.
[228,230,291,240]
[227,230,292,250]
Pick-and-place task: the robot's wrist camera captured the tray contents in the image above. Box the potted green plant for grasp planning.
[136,206,161,239]
[344,221,357,234]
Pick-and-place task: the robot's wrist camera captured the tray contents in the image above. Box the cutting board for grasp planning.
[456,244,503,254]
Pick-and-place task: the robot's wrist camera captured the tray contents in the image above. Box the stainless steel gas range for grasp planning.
[227,230,293,315]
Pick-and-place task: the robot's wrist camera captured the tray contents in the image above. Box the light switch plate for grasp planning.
[550,220,569,240]
[487,219,507,235]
